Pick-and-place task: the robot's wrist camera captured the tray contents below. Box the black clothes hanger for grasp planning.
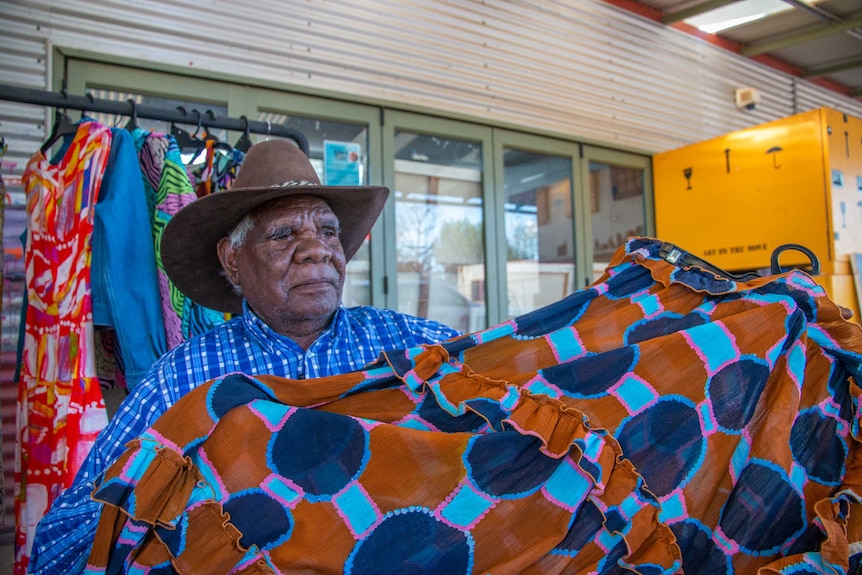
[203,109,230,151]
[234,115,253,153]
[124,98,139,132]
[40,109,77,154]
[40,83,78,154]
[171,107,206,155]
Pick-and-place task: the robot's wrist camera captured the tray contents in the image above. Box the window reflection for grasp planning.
[589,162,646,281]
[394,132,485,333]
[503,149,575,318]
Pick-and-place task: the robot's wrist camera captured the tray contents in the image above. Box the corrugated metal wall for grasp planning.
[2,0,862,176]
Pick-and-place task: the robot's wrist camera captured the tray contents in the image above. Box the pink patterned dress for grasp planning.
[15,121,111,573]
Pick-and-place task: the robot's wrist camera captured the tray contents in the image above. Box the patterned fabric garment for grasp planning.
[134,129,225,349]
[28,304,460,575]
[17,122,112,574]
[192,142,244,197]
[86,237,862,574]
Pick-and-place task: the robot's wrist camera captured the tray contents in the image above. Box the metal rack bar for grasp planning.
[0,82,309,155]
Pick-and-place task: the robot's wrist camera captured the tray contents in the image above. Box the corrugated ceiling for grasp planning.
[612,0,862,100]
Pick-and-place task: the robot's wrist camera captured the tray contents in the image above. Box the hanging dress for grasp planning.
[15,121,111,574]
[134,128,225,349]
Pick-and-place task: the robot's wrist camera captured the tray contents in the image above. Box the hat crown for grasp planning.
[233,139,322,189]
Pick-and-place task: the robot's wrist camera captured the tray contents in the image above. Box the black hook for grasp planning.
[83,92,95,117]
[202,109,221,143]
[125,98,139,131]
[171,106,205,154]
[59,81,69,114]
[234,115,253,152]
[191,109,203,138]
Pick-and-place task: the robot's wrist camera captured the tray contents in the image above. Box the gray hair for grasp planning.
[221,214,256,296]
[228,214,255,248]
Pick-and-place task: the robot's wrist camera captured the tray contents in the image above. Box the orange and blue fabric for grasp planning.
[85,237,862,574]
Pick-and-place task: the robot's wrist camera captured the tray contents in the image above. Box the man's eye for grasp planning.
[271,228,293,240]
[321,228,339,238]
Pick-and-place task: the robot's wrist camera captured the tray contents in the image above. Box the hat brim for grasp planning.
[160,184,389,314]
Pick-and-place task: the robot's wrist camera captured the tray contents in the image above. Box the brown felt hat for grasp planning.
[160,138,389,314]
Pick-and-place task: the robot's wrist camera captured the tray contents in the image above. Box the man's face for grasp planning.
[218,195,347,337]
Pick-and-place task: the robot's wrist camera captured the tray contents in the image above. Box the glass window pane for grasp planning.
[503,149,574,318]
[394,132,485,333]
[589,162,646,281]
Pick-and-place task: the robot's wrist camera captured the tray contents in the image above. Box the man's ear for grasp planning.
[217,237,240,287]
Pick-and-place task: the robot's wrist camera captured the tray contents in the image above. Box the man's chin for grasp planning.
[286,292,340,320]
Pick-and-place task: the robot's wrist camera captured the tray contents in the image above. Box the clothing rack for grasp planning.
[0,82,309,156]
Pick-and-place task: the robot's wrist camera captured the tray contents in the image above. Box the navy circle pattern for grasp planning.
[709,359,770,431]
[269,409,367,496]
[557,500,605,553]
[605,265,657,298]
[207,374,272,420]
[626,313,707,345]
[719,461,804,554]
[616,398,704,497]
[790,409,845,485]
[541,346,636,397]
[465,432,559,498]
[223,491,292,550]
[670,520,731,575]
[418,393,488,432]
[514,290,596,338]
[347,508,471,575]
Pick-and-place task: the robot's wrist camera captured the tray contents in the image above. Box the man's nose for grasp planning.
[294,236,332,263]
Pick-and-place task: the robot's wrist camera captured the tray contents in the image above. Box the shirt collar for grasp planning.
[239,299,346,352]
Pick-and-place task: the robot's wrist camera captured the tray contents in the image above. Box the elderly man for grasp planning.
[28,139,460,574]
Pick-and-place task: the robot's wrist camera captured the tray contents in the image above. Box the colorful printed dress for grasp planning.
[134,129,225,350]
[15,121,111,574]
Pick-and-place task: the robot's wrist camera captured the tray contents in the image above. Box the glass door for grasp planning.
[581,146,654,282]
[494,131,582,318]
[383,112,493,333]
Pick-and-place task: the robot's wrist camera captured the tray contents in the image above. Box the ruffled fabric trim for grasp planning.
[387,346,683,573]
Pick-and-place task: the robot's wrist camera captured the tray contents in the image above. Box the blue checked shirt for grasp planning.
[28,302,459,574]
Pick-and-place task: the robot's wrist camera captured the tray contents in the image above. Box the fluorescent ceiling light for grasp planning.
[685,0,816,34]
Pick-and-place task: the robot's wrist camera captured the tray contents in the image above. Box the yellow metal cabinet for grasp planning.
[653,108,862,320]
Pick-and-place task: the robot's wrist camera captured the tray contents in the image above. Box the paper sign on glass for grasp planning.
[324,140,362,186]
